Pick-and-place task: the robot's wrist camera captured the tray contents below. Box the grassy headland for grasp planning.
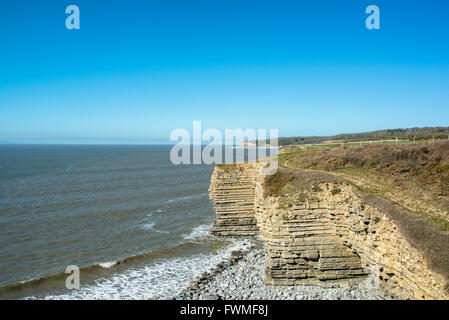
[278,140,449,229]
[272,141,449,291]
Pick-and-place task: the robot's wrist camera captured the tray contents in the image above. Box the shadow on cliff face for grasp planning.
[356,189,449,294]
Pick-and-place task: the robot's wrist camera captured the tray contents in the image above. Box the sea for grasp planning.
[0,145,258,299]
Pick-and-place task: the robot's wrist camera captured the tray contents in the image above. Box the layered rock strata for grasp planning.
[256,200,367,285]
[209,164,258,236]
[208,162,449,299]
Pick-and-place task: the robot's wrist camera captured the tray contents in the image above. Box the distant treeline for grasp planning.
[269,127,449,146]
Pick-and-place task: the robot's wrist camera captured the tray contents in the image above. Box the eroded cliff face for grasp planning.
[209,164,258,236]
[209,162,449,300]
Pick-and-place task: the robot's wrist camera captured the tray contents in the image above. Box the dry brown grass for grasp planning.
[282,141,449,195]
[280,141,449,216]
[263,168,346,197]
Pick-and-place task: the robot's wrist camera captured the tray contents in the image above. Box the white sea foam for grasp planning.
[141,222,170,234]
[99,261,119,268]
[141,222,155,230]
[31,240,253,300]
[183,224,212,241]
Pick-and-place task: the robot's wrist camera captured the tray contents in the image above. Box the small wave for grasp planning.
[141,222,170,234]
[183,224,212,241]
[28,240,253,300]
[166,193,208,204]
[146,209,163,217]
[141,222,155,229]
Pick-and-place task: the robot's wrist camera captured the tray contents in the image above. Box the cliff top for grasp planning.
[279,140,449,227]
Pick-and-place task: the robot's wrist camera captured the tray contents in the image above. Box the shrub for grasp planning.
[330,186,341,195]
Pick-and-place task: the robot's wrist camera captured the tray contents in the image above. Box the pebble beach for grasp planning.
[177,239,396,300]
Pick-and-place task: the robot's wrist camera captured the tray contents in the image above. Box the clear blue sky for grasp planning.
[0,0,448,144]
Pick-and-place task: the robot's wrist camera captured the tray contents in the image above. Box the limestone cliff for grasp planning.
[209,164,258,236]
[209,162,449,300]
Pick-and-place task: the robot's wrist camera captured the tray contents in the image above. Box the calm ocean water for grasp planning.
[0,145,252,299]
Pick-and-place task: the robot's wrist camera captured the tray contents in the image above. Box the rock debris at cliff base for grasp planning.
[177,241,396,300]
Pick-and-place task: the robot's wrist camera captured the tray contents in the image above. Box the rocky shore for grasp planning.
[177,239,396,300]
[205,162,449,299]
